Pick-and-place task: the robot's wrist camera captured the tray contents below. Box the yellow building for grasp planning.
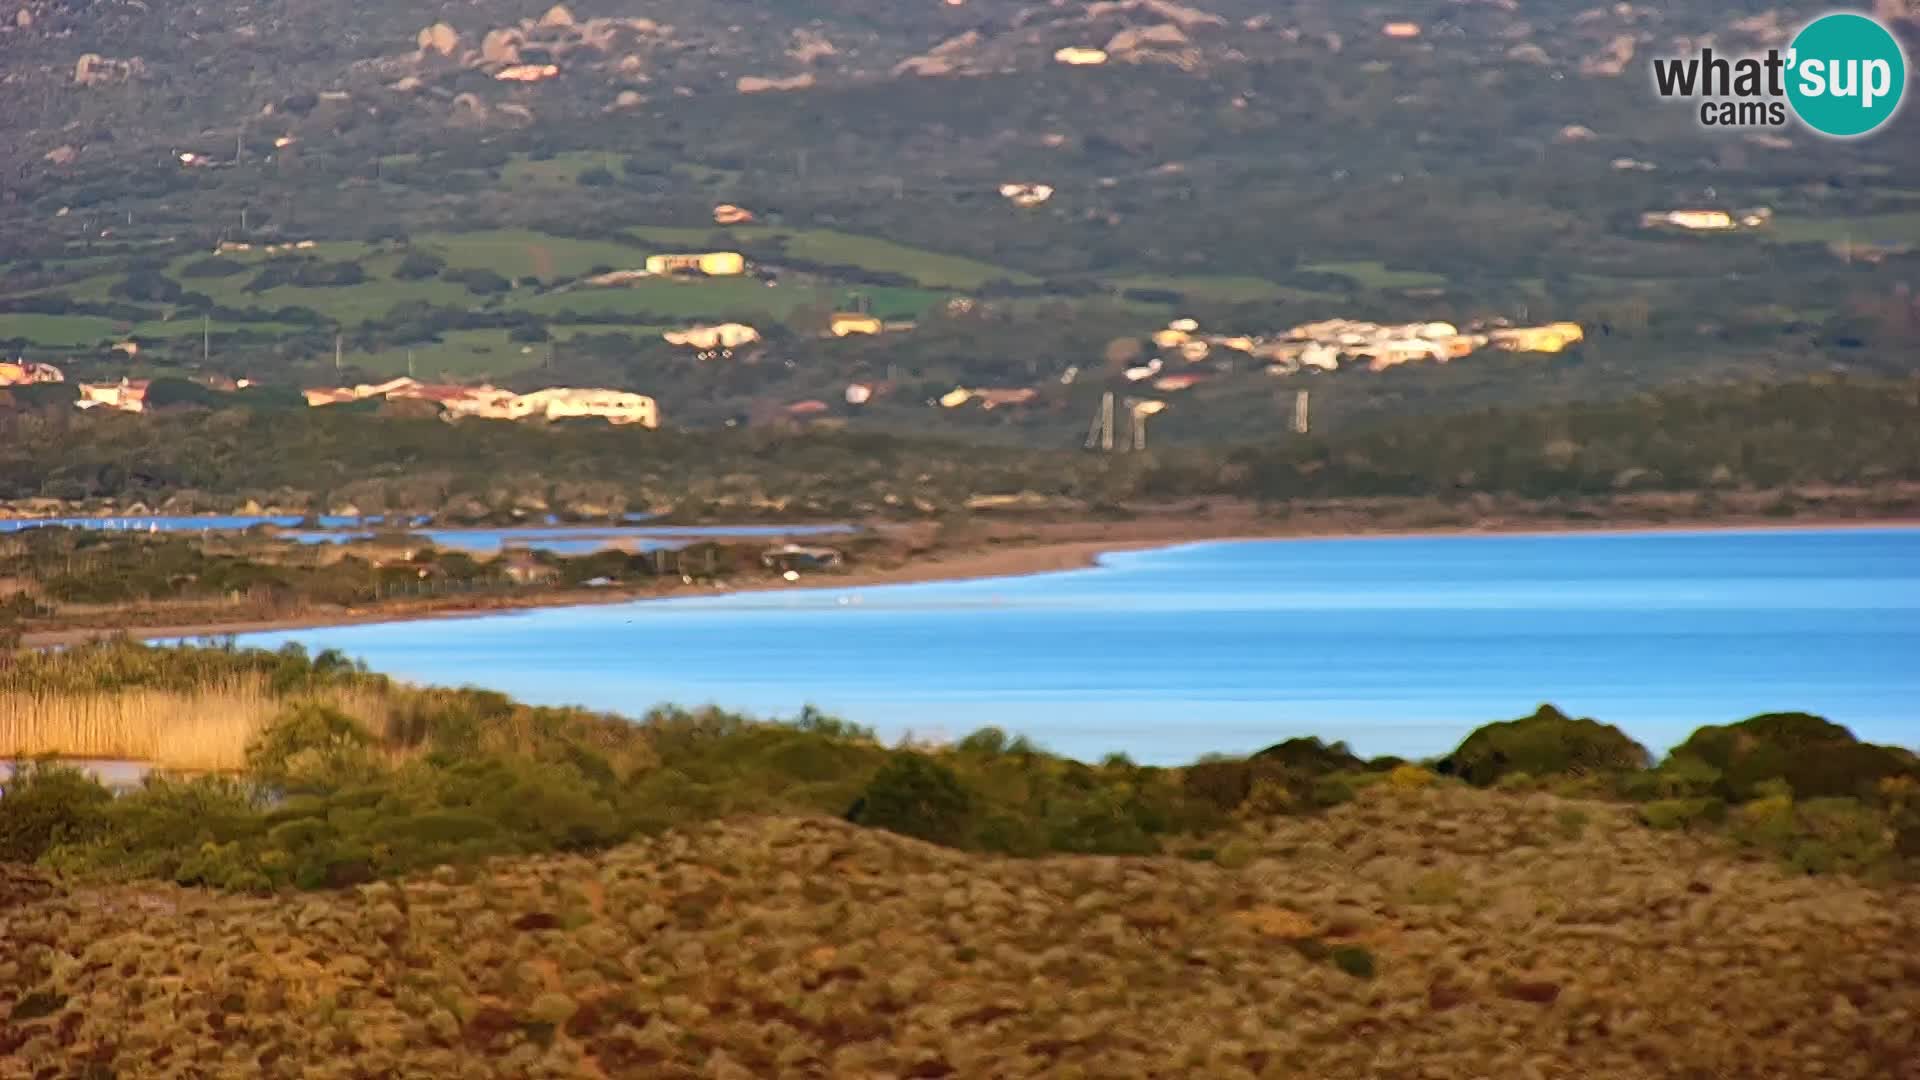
[0,360,62,385]
[645,252,746,276]
[828,313,884,337]
[938,387,972,408]
[1642,210,1735,231]
[1490,322,1585,353]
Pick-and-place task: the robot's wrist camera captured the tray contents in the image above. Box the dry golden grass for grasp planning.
[0,678,391,772]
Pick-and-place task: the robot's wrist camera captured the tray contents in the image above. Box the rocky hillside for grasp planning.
[7,789,1918,1077]
[8,0,1909,183]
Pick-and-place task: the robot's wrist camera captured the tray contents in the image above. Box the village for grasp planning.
[3,291,1590,431]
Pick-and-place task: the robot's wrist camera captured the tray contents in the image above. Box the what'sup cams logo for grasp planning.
[1652,11,1909,137]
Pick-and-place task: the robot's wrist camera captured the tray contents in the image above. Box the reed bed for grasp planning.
[0,676,392,773]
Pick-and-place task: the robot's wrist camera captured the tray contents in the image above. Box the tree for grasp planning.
[848,752,975,847]
[143,377,219,410]
[393,250,447,281]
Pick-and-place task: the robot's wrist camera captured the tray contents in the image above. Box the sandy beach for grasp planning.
[18,509,1919,649]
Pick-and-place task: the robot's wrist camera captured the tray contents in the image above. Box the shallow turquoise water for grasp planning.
[225,527,1920,765]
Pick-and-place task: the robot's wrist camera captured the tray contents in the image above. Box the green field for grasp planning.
[628,225,1034,289]
[1302,260,1450,290]
[0,311,313,348]
[421,230,648,280]
[343,329,542,378]
[128,319,310,340]
[551,323,665,342]
[1764,212,1920,247]
[516,278,944,322]
[0,313,122,346]
[498,152,624,190]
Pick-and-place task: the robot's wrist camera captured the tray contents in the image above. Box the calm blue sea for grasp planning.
[221,527,1920,766]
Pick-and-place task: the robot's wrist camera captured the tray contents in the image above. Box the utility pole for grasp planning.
[1085,391,1115,452]
[240,207,248,235]
[407,349,415,378]
[334,332,343,371]
[1130,404,1147,451]
[202,315,210,363]
[1293,389,1310,435]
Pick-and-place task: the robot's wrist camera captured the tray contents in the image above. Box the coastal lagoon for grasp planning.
[226,527,1920,766]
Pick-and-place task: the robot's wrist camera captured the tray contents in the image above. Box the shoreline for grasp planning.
[19,513,1920,648]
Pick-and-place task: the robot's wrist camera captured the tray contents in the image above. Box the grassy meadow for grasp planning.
[628,225,1037,289]
[1301,260,1450,291]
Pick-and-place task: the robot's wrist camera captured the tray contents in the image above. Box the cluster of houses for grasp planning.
[0,360,65,386]
[302,377,658,427]
[8,367,654,426]
[1125,314,1585,385]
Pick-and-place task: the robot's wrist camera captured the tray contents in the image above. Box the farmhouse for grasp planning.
[645,252,746,276]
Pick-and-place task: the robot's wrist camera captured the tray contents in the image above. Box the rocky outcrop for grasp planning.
[480,28,523,65]
[1085,0,1225,29]
[893,31,983,77]
[1580,34,1635,77]
[416,22,459,57]
[737,72,815,93]
[73,53,144,86]
[788,29,837,65]
[1105,23,1189,54]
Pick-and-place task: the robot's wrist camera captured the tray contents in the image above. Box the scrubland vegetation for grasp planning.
[3,641,1916,893]
[3,641,1918,1075]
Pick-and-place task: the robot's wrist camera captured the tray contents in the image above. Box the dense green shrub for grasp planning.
[245,703,384,794]
[46,774,265,885]
[849,752,976,848]
[1637,797,1727,831]
[1670,713,1920,803]
[1329,945,1376,979]
[1439,705,1652,787]
[393,250,447,280]
[1250,737,1366,774]
[0,759,112,861]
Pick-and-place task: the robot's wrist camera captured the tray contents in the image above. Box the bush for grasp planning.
[447,268,512,295]
[393,250,447,280]
[1309,773,1358,808]
[46,774,265,885]
[1330,944,1376,979]
[1637,797,1726,831]
[1250,736,1365,775]
[849,752,975,848]
[1386,764,1435,791]
[246,703,384,794]
[0,759,112,862]
[1670,713,1919,803]
[1438,705,1652,787]
[144,377,220,410]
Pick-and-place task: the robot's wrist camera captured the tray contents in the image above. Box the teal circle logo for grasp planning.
[1786,13,1907,137]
